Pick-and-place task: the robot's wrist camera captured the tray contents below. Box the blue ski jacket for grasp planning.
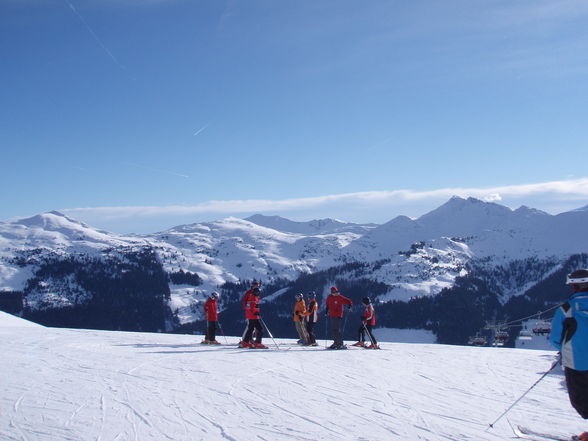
[550,291,588,371]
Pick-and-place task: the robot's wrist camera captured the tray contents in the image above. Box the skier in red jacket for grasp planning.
[352,297,379,349]
[241,287,267,349]
[238,281,260,347]
[325,286,352,349]
[202,292,220,344]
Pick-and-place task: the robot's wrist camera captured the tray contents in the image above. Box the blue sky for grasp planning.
[2,0,588,233]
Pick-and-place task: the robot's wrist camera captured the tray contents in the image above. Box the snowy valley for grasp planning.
[1,197,587,345]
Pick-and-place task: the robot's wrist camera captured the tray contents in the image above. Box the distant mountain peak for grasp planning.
[421,196,509,218]
[245,214,291,223]
[17,211,82,228]
[514,205,549,216]
[246,214,344,225]
[244,214,371,235]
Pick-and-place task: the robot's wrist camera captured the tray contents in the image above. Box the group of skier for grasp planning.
[199,268,588,439]
[201,283,379,350]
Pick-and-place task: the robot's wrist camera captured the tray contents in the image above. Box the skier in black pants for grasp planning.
[238,281,260,347]
[325,286,353,349]
[242,287,267,349]
[352,297,379,349]
[305,292,319,346]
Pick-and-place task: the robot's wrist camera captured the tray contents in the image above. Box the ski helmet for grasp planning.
[567,269,588,287]
[308,291,316,298]
[330,286,339,293]
[362,297,371,305]
[295,293,303,299]
[211,291,219,299]
[251,287,261,296]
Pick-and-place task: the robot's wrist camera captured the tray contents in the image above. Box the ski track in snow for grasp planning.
[1,316,585,441]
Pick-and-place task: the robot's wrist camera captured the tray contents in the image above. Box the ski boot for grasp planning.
[209,340,221,345]
[367,343,380,349]
[201,339,210,344]
[352,341,365,347]
[252,342,268,349]
[239,341,253,348]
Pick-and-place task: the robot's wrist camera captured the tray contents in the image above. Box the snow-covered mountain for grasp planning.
[346,196,588,261]
[1,197,587,341]
[1,311,582,441]
[245,214,376,235]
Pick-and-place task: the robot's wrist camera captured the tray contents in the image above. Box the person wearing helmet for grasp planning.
[305,291,319,346]
[238,281,261,347]
[550,269,588,440]
[242,287,267,349]
[293,293,309,344]
[325,286,353,349]
[352,297,379,349]
[202,292,220,344]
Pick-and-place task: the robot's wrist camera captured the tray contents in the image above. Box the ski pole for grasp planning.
[217,320,229,344]
[487,354,561,429]
[259,317,280,350]
[362,322,376,347]
[324,314,329,348]
[341,307,350,344]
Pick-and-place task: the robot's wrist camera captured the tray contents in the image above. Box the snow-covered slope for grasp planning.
[0,310,43,328]
[1,313,581,441]
[0,211,144,294]
[0,211,140,250]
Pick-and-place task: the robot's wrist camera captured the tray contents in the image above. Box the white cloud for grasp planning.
[482,193,502,202]
[61,177,588,222]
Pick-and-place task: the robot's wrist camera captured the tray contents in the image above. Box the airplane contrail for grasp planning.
[63,0,131,76]
[193,124,210,137]
[127,163,189,179]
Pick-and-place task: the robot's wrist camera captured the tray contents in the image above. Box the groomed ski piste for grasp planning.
[1,312,585,441]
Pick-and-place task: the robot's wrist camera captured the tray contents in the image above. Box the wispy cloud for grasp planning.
[126,163,189,179]
[61,177,588,221]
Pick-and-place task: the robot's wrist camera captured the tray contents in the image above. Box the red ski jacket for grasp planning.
[362,304,376,326]
[326,293,352,318]
[204,298,218,322]
[245,293,261,320]
[242,289,254,311]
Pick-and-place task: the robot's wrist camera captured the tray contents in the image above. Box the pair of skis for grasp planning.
[513,425,583,441]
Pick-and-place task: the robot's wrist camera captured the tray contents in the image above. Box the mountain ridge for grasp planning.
[1,196,588,342]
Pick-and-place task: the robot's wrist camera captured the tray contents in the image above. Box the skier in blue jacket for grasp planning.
[550,268,588,440]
